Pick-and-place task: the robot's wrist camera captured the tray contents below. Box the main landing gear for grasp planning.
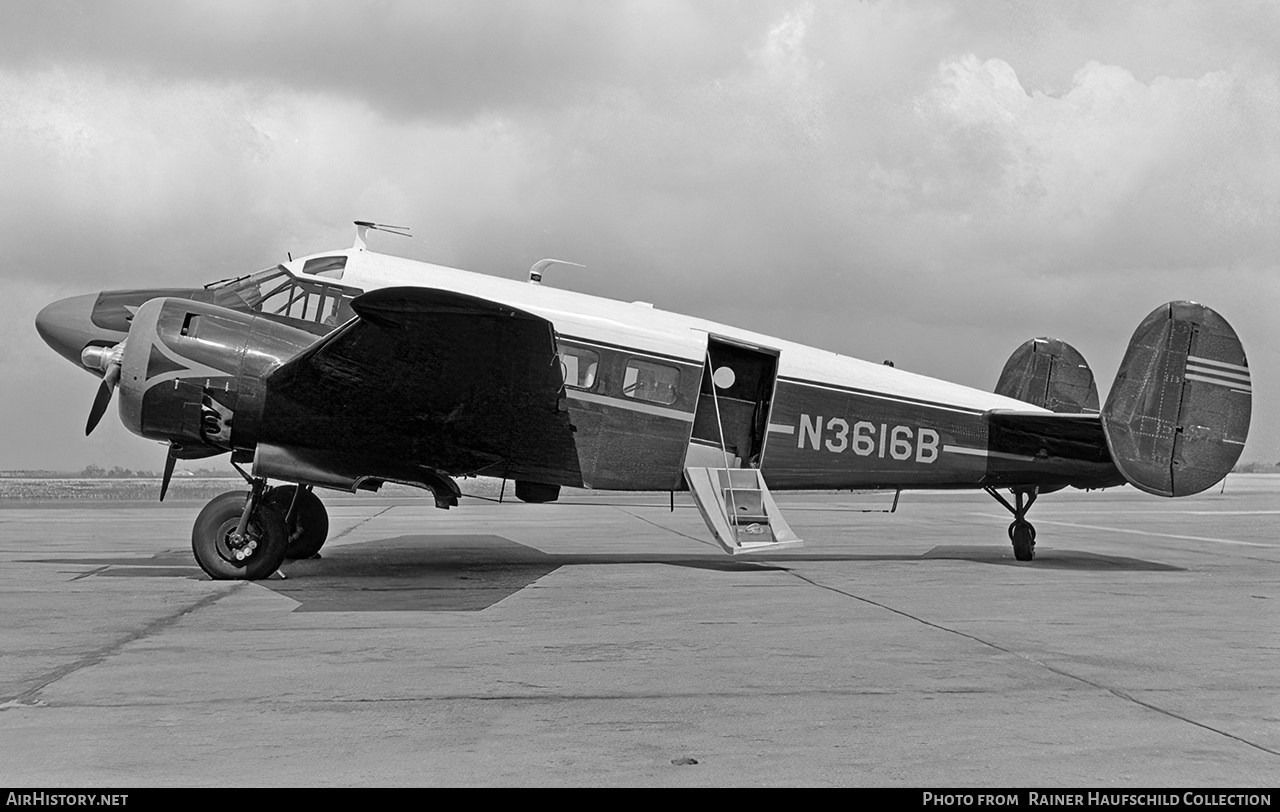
[985,486,1038,561]
[265,484,330,560]
[191,479,331,580]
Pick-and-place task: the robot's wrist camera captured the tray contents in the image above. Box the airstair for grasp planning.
[684,466,802,554]
[683,347,802,555]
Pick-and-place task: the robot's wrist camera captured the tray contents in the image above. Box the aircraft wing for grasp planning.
[259,287,581,481]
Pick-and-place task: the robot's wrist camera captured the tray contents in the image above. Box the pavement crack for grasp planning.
[327,506,395,543]
[0,584,245,708]
[615,508,722,550]
[786,570,1280,759]
[69,565,112,581]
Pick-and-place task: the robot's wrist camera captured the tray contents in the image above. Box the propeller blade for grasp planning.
[85,381,113,435]
[84,364,120,436]
[159,445,178,502]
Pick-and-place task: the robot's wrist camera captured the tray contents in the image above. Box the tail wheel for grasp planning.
[265,485,330,560]
[192,491,288,580]
[988,487,1039,562]
[1009,520,1036,561]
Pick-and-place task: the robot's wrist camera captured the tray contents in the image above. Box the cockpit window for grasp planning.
[208,266,362,328]
[302,255,347,279]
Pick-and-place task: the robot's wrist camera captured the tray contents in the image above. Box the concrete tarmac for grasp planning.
[1,477,1277,787]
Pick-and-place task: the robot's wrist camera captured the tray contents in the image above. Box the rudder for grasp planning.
[1101,301,1251,497]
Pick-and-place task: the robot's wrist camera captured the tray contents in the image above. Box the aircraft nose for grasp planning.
[35,293,112,370]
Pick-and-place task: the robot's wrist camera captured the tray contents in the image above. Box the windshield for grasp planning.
[209,266,363,328]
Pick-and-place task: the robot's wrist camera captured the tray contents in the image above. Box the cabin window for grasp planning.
[302,255,347,279]
[622,359,679,405]
[558,346,599,390]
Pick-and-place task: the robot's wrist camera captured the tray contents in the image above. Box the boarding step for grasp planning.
[683,467,803,555]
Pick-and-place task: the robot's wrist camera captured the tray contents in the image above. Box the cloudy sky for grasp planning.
[2,0,1278,472]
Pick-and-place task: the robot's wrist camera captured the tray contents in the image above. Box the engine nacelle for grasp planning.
[117,298,317,453]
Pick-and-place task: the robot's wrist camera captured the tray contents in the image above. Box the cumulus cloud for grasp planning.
[0,0,787,122]
[905,55,1280,275]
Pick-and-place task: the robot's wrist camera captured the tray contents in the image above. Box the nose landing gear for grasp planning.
[985,486,1038,561]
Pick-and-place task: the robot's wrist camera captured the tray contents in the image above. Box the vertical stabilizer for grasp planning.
[995,337,1099,413]
[1100,302,1250,497]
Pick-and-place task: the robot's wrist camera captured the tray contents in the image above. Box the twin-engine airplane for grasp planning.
[35,222,1252,579]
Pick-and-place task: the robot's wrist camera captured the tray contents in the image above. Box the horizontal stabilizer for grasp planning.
[1101,301,1250,497]
[995,337,1099,413]
[982,410,1124,491]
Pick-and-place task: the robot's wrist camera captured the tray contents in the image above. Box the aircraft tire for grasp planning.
[265,485,330,560]
[1009,520,1036,561]
[192,491,289,580]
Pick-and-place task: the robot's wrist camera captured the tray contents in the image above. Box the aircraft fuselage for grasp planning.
[37,243,1123,494]
[34,230,1248,573]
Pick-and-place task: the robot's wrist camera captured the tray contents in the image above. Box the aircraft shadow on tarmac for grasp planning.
[27,535,1182,612]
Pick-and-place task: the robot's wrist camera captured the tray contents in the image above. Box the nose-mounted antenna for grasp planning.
[353,221,412,251]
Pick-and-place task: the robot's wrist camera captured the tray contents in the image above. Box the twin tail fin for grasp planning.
[1101,302,1250,497]
[997,302,1250,497]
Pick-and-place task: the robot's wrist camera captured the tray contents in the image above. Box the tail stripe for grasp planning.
[1187,356,1250,375]
[1186,364,1250,384]
[1185,372,1252,392]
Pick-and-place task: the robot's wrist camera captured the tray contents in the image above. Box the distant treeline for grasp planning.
[78,464,156,478]
[0,465,234,479]
[1232,462,1280,474]
[76,464,234,478]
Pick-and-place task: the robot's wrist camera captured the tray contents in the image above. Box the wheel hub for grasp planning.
[215,518,260,566]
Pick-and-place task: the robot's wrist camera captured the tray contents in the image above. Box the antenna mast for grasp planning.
[528,258,585,285]
[353,221,412,251]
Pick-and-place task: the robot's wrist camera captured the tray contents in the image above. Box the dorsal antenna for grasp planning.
[354,221,412,251]
[528,258,585,285]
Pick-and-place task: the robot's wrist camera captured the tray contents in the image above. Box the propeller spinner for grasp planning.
[81,342,125,435]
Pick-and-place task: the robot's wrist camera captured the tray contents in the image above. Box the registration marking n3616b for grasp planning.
[796,414,940,463]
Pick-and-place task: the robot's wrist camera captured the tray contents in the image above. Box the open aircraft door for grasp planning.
[684,336,801,554]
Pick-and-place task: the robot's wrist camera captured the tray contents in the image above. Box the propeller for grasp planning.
[81,342,125,435]
[160,443,178,502]
[158,442,221,501]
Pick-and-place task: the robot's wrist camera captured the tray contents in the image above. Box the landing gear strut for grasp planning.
[192,478,288,580]
[985,486,1038,561]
